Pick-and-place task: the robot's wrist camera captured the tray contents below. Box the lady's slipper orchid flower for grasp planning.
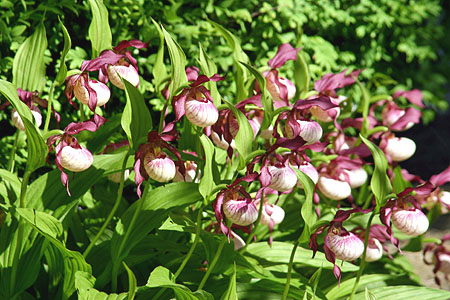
[47,115,106,195]
[423,234,450,286]
[293,161,319,189]
[267,162,298,192]
[256,198,285,244]
[12,106,42,131]
[73,76,111,107]
[101,140,131,183]
[172,73,224,127]
[173,160,199,183]
[318,175,352,200]
[133,129,185,197]
[391,207,429,236]
[309,208,371,283]
[381,101,421,131]
[382,135,416,162]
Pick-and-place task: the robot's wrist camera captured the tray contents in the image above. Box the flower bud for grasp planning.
[326,231,364,261]
[173,161,199,183]
[185,99,218,127]
[318,175,352,200]
[74,79,111,107]
[60,145,93,172]
[294,162,319,189]
[391,208,429,236]
[285,120,322,144]
[268,165,298,192]
[384,136,416,162]
[223,199,258,226]
[108,169,130,183]
[260,204,285,226]
[365,238,383,262]
[340,168,368,188]
[143,152,176,182]
[107,64,140,89]
[11,107,42,131]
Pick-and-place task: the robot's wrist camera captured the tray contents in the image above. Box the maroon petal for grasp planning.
[390,107,421,131]
[294,96,339,111]
[186,66,200,81]
[314,69,362,94]
[114,39,149,52]
[430,165,450,186]
[81,50,124,72]
[268,43,301,69]
[393,89,424,108]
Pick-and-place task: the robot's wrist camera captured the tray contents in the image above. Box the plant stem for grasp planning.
[197,235,227,290]
[349,211,375,300]
[282,239,299,300]
[111,180,150,292]
[8,130,19,173]
[43,83,55,134]
[10,170,32,299]
[83,150,131,258]
[153,207,204,300]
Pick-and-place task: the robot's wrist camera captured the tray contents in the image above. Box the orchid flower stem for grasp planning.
[282,239,299,300]
[349,211,376,300]
[83,150,131,258]
[153,207,204,300]
[43,82,55,134]
[111,179,150,292]
[8,130,19,172]
[158,94,171,133]
[240,191,265,254]
[198,235,227,290]
[10,170,32,299]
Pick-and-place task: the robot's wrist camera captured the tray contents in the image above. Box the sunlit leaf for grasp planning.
[55,18,72,85]
[87,0,112,57]
[199,134,215,200]
[353,286,450,300]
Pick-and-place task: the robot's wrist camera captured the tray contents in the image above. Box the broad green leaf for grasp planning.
[220,262,238,300]
[146,266,213,300]
[246,242,358,272]
[0,79,47,173]
[123,262,137,300]
[307,267,322,300]
[353,286,450,300]
[239,62,272,131]
[224,100,253,169]
[87,0,112,57]
[75,271,128,300]
[16,208,63,239]
[365,288,377,300]
[294,51,310,98]
[360,135,392,207]
[121,78,152,151]
[161,25,187,100]
[55,18,72,85]
[198,43,221,106]
[208,20,249,101]
[326,274,394,300]
[199,134,215,199]
[150,19,168,91]
[12,22,47,92]
[111,182,202,264]
[392,165,411,194]
[0,169,21,203]
[236,279,321,300]
[293,167,317,243]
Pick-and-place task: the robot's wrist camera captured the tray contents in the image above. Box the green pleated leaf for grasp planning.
[199,134,215,200]
[198,43,221,106]
[121,78,152,151]
[55,18,72,85]
[353,286,450,300]
[294,51,310,98]
[246,242,358,272]
[88,0,112,57]
[75,271,128,300]
[16,208,63,239]
[326,274,394,300]
[208,20,249,102]
[146,266,213,300]
[161,25,187,100]
[150,19,168,91]
[111,182,202,263]
[365,288,377,300]
[12,22,47,92]
[220,262,238,300]
[360,135,392,207]
[240,62,272,131]
[0,169,21,203]
[293,167,317,243]
[122,262,137,300]
[0,79,47,173]
[224,100,253,169]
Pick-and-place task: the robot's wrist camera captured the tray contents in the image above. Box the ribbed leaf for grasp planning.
[199,134,215,200]
[75,271,128,300]
[246,242,359,272]
[0,169,21,203]
[294,51,310,98]
[121,78,152,151]
[353,286,450,300]
[326,274,394,300]
[16,208,63,239]
[360,135,392,207]
[224,100,253,169]
[208,20,249,102]
[0,79,47,173]
[88,0,112,57]
[55,18,72,85]
[150,19,168,91]
[240,62,272,131]
[220,262,238,300]
[12,22,47,92]
[161,25,187,100]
